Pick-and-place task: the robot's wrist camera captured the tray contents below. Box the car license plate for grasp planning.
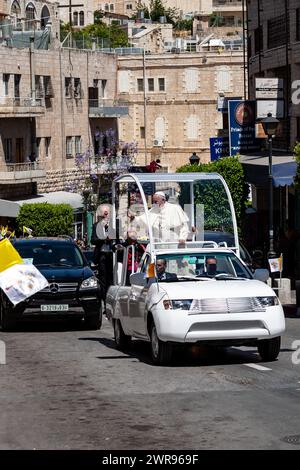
[41,305,69,312]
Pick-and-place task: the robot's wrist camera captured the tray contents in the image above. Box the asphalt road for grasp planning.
[1,314,300,450]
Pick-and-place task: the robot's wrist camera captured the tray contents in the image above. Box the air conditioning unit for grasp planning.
[153,139,164,146]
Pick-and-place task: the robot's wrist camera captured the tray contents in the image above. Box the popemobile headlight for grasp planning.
[163,299,193,310]
[80,276,98,289]
[257,296,279,307]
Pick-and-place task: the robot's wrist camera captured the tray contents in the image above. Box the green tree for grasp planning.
[60,21,129,48]
[177,156,249,229]
[135,0,179,25]
[16,204,74,237]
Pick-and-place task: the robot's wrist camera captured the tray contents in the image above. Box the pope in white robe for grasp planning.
[130,191,189,242]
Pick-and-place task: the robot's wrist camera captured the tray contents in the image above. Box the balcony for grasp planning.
[212,0,243,12]
[88,99,129,118]
[0,97,45,118]
[0,161,46,184]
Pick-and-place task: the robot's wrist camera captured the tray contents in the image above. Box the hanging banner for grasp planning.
[228,100,260,156]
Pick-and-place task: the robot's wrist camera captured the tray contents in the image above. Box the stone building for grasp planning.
[0,45,127,201]
[117,49,245,171]
[247,0,300,149]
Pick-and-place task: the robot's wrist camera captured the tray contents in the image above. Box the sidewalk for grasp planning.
[282,290,299,316]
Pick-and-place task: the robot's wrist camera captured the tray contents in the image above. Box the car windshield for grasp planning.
[14,242,85,267]
[155,251,252,282]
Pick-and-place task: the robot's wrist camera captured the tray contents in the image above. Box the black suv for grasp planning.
[0,237,102,331]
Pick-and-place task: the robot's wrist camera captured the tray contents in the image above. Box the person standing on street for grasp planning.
[91,204,115,301]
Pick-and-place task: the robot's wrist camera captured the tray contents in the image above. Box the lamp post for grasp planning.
[261,112,280,258]
[189,152,200,165]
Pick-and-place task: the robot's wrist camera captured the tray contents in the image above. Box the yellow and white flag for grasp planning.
[268,255,283,273]
[0,238,48,305]
[23,226,33,236]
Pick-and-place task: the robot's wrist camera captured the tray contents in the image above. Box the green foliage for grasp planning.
[136,0,179,25]
[294,142,300,190]
[16,203,74,237]
[94,10,104,24]
[177,156,248,228]
[175,19,193,32]
[60,21,129,48]
[209,13,224,27]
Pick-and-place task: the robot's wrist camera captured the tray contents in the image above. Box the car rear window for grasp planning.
[14,242,85,267]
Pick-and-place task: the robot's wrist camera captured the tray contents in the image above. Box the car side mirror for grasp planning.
[130,272,146,286]
[253,268,269,283]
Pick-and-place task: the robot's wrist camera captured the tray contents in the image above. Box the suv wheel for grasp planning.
[114,319,131,350]
[257,336,281,361]
[84,307,102,330]
[0,299,16,332]
[150,323,172,365]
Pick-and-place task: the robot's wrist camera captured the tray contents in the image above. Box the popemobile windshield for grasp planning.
[111,172,239,257]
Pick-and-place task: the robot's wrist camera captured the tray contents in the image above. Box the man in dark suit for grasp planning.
[156,259,177,281]
[91,204,116,300]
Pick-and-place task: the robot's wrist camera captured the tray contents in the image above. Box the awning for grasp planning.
[240,153,297,187]
[15,191,83,210]
[0,199,20,218]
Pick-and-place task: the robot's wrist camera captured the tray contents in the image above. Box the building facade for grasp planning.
[247,0,300,149]
[117,49,245,170]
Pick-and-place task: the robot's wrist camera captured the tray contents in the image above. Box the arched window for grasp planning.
[79,11,84,26]
[110,3,114,11]
[41,5,50,29]
[73,11,78,26]
[105,3,109,11]
[25,3,36,31]
[11,0,21,16]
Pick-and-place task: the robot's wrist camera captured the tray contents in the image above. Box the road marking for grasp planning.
[244,363,272,371]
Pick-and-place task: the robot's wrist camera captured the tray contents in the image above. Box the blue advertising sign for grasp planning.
[210,137,230,161]
[228,100,260,156]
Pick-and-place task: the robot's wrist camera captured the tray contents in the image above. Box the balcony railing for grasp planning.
[88,99,129,118]
[0,161,46,183]
[0,96,45,117]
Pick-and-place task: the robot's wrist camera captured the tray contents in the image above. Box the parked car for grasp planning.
[106,245,285,365]
[0,237,102,331]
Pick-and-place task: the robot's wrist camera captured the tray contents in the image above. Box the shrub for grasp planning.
[16,203,74,237]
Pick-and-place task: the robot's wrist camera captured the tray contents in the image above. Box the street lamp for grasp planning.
[189,152,200,165]
[261,112,280,258]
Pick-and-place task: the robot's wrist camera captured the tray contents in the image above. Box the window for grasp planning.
[154,116,166,140]
[14,74,20,98]
[73,11,78,26]
[35,75,43,98]
[3,74,9,96]
[186,115,199,140]
[41,5,50,29]
[105,3,109,11]
[43,76,53,98]
[148,78,154,92]
[66,137,73,157]
[101,79,107,98]
[158,77,165,92]
[74,78,82,99]
[297,8,300,41]
[137,78,144,92]
[140,126,145,139]
[268,15,289,49]
[254,26,263,54]
[45,137,51,158]
[126,4,133,9]
[25,3,35,31]
[184,68,199,93]
[216,67,231,93]
[110,3,114,11]
[75,136,82,154]
[4,139,12,162]
[79,11,84,26]
[65,77,72,98]
[118,70,130,93]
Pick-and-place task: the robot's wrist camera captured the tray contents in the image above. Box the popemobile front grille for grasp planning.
[41,283,78,293]
[190,297,266,315]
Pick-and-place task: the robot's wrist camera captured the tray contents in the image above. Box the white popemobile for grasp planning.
[105,173,285,365]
